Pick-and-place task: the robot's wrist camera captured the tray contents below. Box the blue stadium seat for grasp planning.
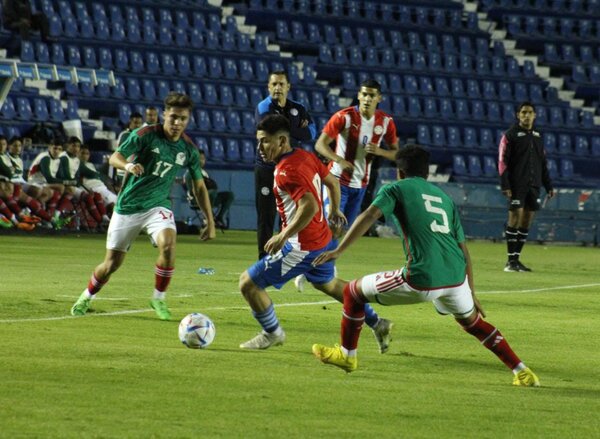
[295,90,310,110]
[333,45,348,64]
[193,56,207,77]
[222,31,236,52]
[125,78,141,101]
[423,98,437,118]
[276,20,290,40]
[220,85,234,106]
[125,22,141,44]
[176,54,191,76]
[514,83,528,102]
[327,94,340,113]
[535,106,548,126]
[464,127,478,148]
[574,136,589,156]
[543,43,559,63]
[404,75,418,94]
[438,99,453,120]
[142,80,157,102]
[186,82,201,104]
[481,80,497,100]
[487,102,501,122]
[480,128,494,149]
[467,155,483,177]
[142,23,156,45]
[408,97,422,117]
[189,28,203,49]
[498,82,512,101]
[161,54,176,76]
[523,60,536,79]
[581,111,594,129]
[475,56,490,76]
[211,110,227,132]
[392,96,406,116]
[451,78,465,98]
[159,25,173,46]
[397,50,411,69]
[171,80,185,95]
[254,34,268,53]
[501,103,515,123]
[452,155,468,176]
[156,79,170,100]
[307,23,322,43]
[203,84,218,105]
[491,56,505,76]
[560,159,574,179]
[20,41,35,62]
[129,51,144,73]
[48,99,65,122]
[459,55,473,75]
[506,58,520,78]
[558,134,572,154]
[447,126,462,148]
[15,97,33,120]
[81,46,97,68]
[483,156,497,177]
[207,57,222,79]
[197,110,211,132]
[234,86,249,108]
[455,99,470,118]
[412,51,427,71]
[159,8,173,29]
[434,78,450,97]
[471,100,485,122]
[550,107,564,126]
[529,84,544,104]
[242,111,255,134]
[34,42,50,63]
[195,137,209,155]
[225,139,241,162]
[32,98,49,122]
[226,111,241,133]
[340,26,355,45]
[546,158,559,180]
[417,124,431,145]
[419,77,434,95]
[210,138,225,162]
[467,79,481,99]
[311,91,326,113]
[389,31,404,49]
[565,108,580,127]
[51,43,65,65]
[591,137,600,157]
[431,125,446,147]
[255,60,269,82]
[117,103,131,125]
[249,87,263,107]
[241,139,255,163]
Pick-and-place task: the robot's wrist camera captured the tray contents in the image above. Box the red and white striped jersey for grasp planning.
[274,149,331,251]
[323,106,398,188]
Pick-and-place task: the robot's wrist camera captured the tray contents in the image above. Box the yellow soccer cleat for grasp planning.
[512,367,541,387]
[312,344,357,373]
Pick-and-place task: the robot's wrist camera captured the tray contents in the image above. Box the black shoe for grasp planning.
[516,261,532,272]
[504,261,520,272]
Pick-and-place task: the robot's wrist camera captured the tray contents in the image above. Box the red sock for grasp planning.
[4,196,21,215]
[83,193,102,222]
[155,265,174,292]
[93,192,107,216]
[461,314,522,370]
[87,272,108,295]
[57,194,74,212]
[341,280,365,351]
[0,199,14,218]
[24,196,51,221]
[47,191,61,216]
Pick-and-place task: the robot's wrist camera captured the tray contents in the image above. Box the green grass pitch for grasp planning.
[1,232,599,438]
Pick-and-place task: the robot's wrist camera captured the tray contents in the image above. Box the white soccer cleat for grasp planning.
[294,274,306,292]
[372,318,394,354]
[239,330,286,349]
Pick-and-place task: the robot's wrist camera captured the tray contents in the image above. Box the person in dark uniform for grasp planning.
[498,102,555,272]
[254,70,317,259]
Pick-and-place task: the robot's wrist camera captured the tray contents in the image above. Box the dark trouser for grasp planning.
[255,165,276,260]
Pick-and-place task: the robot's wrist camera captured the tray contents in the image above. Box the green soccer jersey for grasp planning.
[116,125,202,214]
[372,177,466,289]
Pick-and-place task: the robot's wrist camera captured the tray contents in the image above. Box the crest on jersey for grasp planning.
[152,147,160,154]
[290,108,298,116]
[175,152,186,165]
[374,125,383,135]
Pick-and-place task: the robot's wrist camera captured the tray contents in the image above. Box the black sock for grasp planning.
[516,228,529,260]
[506,226,518,262]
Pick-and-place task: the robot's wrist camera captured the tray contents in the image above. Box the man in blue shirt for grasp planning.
[254,70,317,259]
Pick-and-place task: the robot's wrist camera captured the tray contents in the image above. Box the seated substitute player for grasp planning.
[238,115,393,351]
[79,145,117,212]
[71,92,216,320]
[312,145,540,387]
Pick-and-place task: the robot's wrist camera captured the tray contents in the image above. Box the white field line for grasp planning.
[1,283,599,324]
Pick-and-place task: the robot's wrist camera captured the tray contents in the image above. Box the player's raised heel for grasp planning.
[512,367,540,387]
[71,291,91,316]
[239,330,286,349]
[312,344,357,373]
[150,299,171,321]
[294,274,306,293]
[372,318,394,354]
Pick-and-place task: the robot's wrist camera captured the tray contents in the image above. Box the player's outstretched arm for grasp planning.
[193,178,216,241]
[109,152,144,177]
[315,132,353,172]
[313,205,383,266]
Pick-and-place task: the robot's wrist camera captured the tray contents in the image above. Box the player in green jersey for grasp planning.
[71,93,216,320]
[312,145,540,387]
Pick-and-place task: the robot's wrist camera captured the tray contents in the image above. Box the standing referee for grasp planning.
[254,70,317,259]
[498,101,555,272]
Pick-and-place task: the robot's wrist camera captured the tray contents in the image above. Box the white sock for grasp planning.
[512,362,526,374]
[84,289,94,299]
[152,289,166,300]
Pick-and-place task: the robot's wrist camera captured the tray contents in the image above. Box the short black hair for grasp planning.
[516,101,536,113]
[359,79,382,93]
[67,136,82,144]
[130,112,143,120]
[268,70,290,83]
[0,135,7,142]
[257,114,291,136]
[395,144,430,178]
[198,149,206,156]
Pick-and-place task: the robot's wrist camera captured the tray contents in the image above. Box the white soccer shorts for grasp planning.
[360,269,475,318]
[106,207,177,252]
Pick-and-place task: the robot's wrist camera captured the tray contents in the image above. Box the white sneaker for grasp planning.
[294,274,306,292]
[240,330,286,349]
[372,318,394,353]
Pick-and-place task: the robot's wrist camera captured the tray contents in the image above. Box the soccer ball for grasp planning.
[178,313,216,349]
